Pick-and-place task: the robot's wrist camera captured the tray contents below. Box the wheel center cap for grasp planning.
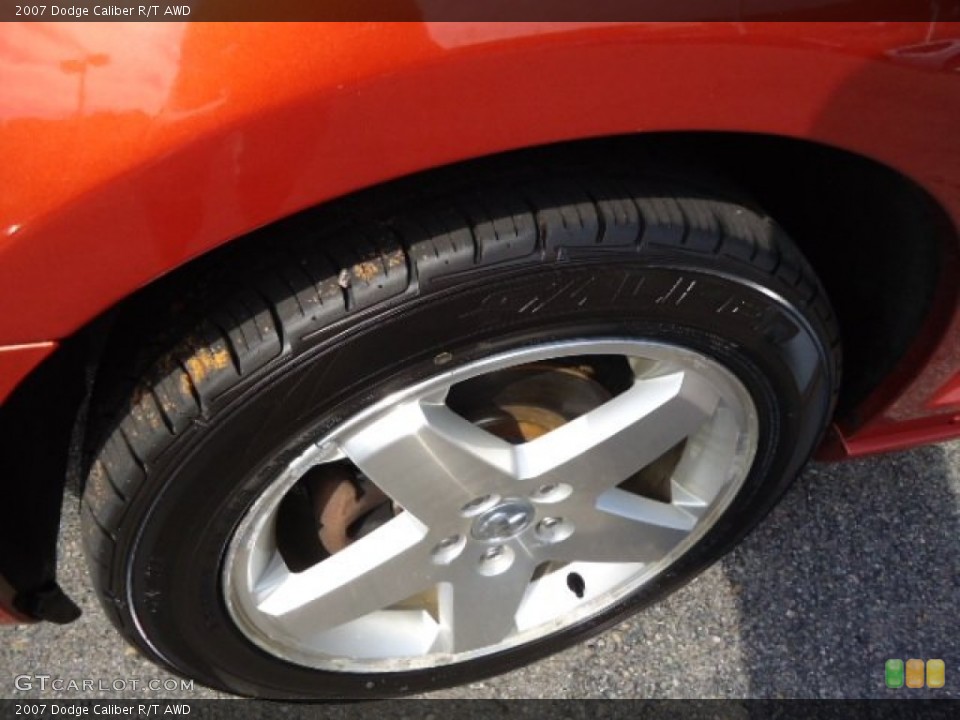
[471,498,534,542]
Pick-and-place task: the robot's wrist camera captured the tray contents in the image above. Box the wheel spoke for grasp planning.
[338,399,517,525]
[543,489,695,564]
[517,370,719,492]
[255,514,435,635]
[437,554,536,653]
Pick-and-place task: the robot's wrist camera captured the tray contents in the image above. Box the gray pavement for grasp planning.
[2,441,959,699]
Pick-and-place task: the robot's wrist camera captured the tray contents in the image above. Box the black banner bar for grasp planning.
[2,700,960,719]
[2,0,956,23]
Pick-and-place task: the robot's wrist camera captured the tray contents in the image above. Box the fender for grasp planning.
[1,21,959,431]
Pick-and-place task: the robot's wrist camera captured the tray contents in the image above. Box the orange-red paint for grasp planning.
[930,371,960,409]
[1,21,960,454]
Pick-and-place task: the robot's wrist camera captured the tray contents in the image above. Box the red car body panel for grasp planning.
[0,575,30,624]
[1,20,959,467]
[0,602,28,624]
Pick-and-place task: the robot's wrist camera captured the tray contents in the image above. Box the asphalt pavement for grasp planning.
[2,441,959,700]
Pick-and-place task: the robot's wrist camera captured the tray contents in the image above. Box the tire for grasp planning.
[81,161,840,699]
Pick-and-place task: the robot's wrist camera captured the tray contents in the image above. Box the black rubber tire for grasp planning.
[81,160,840,699]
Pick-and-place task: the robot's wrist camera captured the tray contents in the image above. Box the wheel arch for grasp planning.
[69,130,960,459]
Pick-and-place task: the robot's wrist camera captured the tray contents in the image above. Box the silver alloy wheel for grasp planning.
[223,339,758,672]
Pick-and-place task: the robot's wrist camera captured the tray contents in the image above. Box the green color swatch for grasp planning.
[886,659,905,688]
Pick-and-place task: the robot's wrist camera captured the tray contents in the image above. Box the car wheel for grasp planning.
[81,165,839,698]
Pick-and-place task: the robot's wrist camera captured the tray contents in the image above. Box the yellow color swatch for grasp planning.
[926,659,945,689]
[906,659,925,688]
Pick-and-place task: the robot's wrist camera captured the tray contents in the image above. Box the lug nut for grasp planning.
[477,544,514,576]
[530,482,572,504]
[431,534,465,565]
[461,494,499,517]
[482,546,504,560]
[536,517,574,544]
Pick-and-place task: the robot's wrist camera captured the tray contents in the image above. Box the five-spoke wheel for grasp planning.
[225,340,758,670]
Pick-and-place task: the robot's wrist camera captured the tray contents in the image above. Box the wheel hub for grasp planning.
[471,498,535,542]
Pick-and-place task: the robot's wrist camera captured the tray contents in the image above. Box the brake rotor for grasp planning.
[453,362,614,443]
[305,464,389,555]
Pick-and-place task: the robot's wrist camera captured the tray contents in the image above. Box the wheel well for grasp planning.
[90,133,960,429]
[1,131,952,617]
[656,133,955,422]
